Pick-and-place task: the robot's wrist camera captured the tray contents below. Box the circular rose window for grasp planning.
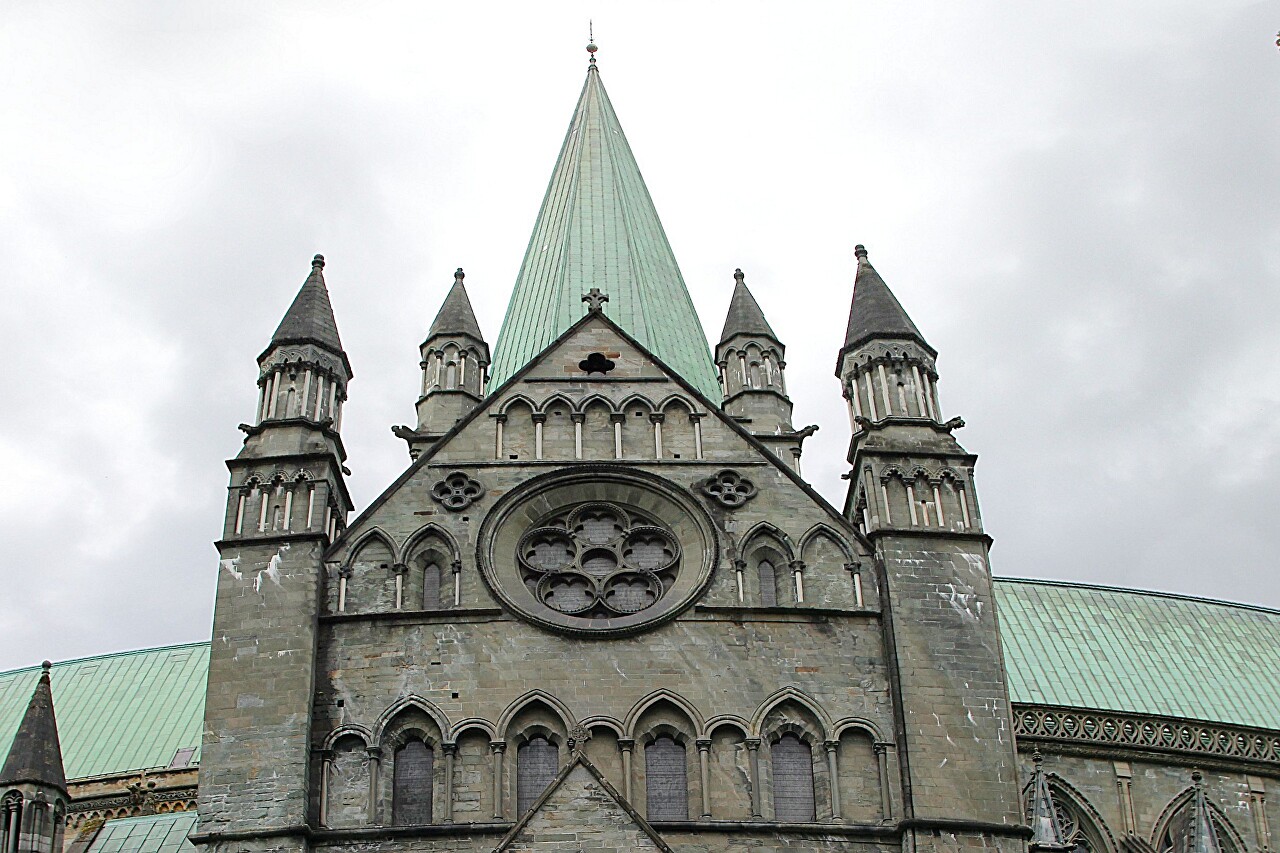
[478,469,717,635]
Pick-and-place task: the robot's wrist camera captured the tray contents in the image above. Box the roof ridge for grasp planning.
[0,641,209,679]
[994,576,1280,617]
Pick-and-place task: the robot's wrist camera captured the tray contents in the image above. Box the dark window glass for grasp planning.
[517,736,558,814]
[423,562,441,609]
[645,736,688,820]
[758,560,777,607]
[771,734,815,822]
[392,739,434,825]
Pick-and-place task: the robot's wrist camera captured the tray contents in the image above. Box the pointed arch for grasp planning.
[449,718,498,742]
[798,524,855,561]
[497,394,538,417]
[346,526,400,565]
[655,393,696,415]
[1041,772,1118,853]
[705,715,751,739]
[323,724,373,750]
[535,393,577,415]
[578,393,619,416]
[1150,786,1246,853]
[751,687,833,739]
[617,393,656,415]
[402,523,461,563]
[497,690,576,741]
[578,716,625,739]
[831,717,885,743]
[373,695,452,745]
[739,522,796,561]
[624,689,706,739]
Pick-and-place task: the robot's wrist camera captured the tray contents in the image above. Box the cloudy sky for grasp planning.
[1,2,1277,670]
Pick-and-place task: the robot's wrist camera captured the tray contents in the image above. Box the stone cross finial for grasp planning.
[583,288,609,313]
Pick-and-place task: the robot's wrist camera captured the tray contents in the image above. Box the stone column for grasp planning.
[442,742,456,823]
[532,413,546,459]
[874,742,892,821]
[789,560,806,604]
[618,739,635,802]
[746,738,762,818]
[366,746,382,824]
[824,740,841,821]
[490,741,506,820]
[696,739,712,819]
[611,413,625,459]
[319,748,333,826]
[572,413,585,459]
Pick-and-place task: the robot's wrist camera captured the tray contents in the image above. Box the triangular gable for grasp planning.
[336,307,861,551]
[494,750,672,853]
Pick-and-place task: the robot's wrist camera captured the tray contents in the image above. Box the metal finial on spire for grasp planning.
[854,244,868,262]
[734,268,745,282]
[455,267,465,282]
[312,254,325,269]
[587,21,597,65]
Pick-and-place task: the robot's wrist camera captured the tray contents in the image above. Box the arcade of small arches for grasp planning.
[491,394,707,462]
[255,351,347,428]
[716,340,785,399]
[234,469,343,542]
[853,464,976,537]
[842,346,940,426]
[420,342,487,398]
[329,519,870,617]
[317,689,893,830]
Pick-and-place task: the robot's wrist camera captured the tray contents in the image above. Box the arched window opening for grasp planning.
[645,736,688,820]
[423,561,442,610]
[392,739,434,825]
[758,560,778,607]
[771,734,815,822]
[517,736,558,815]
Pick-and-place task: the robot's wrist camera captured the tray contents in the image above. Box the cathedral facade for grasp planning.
[0,49,1276,853]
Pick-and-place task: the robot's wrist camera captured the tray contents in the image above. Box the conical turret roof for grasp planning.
[0,663,67,792]
[269,254,345,355]
[841,245,932,356]
[719,269,779,345]
[428,269,486,343]
[490,54,719,398]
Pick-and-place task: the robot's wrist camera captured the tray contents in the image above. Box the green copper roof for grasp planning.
[86,813,197,853]
[489,62,720,398]
[0,643,207,780]
[996,579,1280,731]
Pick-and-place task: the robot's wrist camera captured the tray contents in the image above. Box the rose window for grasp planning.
[516,503,680,621]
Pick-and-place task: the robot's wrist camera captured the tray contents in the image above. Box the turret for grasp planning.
[0,662,68,853]
[716,269,816,472]
[196,254,354,846]
[396,268,490,459]
[838,245,1021,849]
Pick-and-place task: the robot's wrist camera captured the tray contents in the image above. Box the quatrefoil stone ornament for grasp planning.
[699,470,758,508]
[430,472,483,511]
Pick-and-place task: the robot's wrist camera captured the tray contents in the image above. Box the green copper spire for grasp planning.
[489,49,720,398]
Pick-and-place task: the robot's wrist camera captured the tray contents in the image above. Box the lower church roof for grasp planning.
[0,581,1274,783]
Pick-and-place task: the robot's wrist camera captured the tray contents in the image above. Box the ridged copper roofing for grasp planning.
[996,579,1280,731]
[1,582,1277,783]
[0,643,207,779]
[86,813,197,853]
[489,64,719,398]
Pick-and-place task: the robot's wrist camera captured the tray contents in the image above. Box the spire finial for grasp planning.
[854,244,868,262]
[734,268,745,282]
[587,22,597,66]
[312,254,325,270]
[455,267,465,283]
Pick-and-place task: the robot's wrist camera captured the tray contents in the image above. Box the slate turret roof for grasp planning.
[0,661,67,792]
[267,254,346,356]
[427,269,486,343]
[489,54,719,398]
[840,244,933,357]
[719,269,779,345]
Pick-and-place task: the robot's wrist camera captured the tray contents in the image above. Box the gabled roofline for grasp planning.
[337,307,865,554]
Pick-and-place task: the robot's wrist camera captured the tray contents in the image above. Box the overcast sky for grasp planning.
[1,2,1277,671]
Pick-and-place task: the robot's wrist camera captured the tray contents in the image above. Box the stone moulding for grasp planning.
[1013,704,1280,767]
